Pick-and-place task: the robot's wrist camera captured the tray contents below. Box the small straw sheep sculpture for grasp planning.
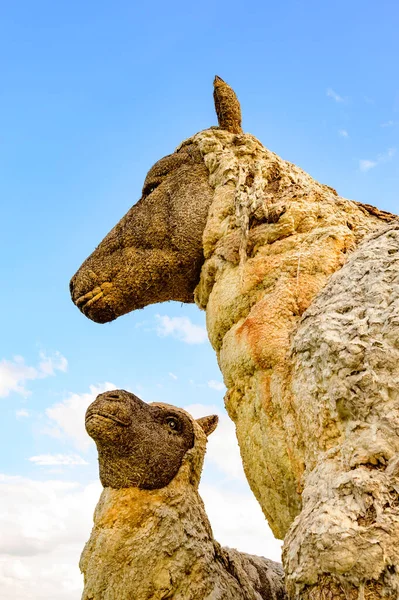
[80,389,287,599]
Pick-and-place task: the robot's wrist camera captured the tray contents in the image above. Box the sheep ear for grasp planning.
[196,414,219,437]
[213,75,243,134]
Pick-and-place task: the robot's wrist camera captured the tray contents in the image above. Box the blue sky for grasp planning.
[0,1,398,597]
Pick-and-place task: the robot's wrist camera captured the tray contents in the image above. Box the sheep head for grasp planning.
[70,77,241,323]
[85,389,218,489]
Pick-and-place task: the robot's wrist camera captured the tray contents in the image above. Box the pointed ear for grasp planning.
[213,75,243,134]
[196,414,219,437]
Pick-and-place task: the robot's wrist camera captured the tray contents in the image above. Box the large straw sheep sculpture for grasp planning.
[81,389,286,600]
[71,78,399,599]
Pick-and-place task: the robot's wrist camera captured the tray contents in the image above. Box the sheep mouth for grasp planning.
[85,412,130,427]
[75,282,113,313]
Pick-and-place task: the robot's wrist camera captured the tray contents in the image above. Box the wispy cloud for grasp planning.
[168,372,178,380]
[155,315,208,345]
[383,147,396,159]
[208,380,226,392]
[359,159,378,172]
[338,129,349,138]
[381,120,398,128]
[38,352,68,376]
[359,147,396,172]
[0,352,67,399]
[327,88,346,103]
[16,409,30,419]
[29,454,88,466]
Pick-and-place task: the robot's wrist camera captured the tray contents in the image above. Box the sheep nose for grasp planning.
[96,389,147,408]
[99,390,131,403]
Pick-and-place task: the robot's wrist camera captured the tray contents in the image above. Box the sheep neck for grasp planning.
[80,484,221,600]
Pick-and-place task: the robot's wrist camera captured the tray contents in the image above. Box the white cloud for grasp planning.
[0,352,67,399]
[45,383,116,450]
[168,372,178,380]
[155,315,208,344]
[29,454,89,466]
[16,409,29,419]
[0,357,36,398]
[0,474,100,599]
[326,88,345,103]
[206,414,245,481]
[208,380,226,392]
[200,484,282,561]
[359,147,396,172]
[338,129,348,138]
[381,120,397,128]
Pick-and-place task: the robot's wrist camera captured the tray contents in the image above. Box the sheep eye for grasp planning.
[143,181,160,196]
[166,417,178,430]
